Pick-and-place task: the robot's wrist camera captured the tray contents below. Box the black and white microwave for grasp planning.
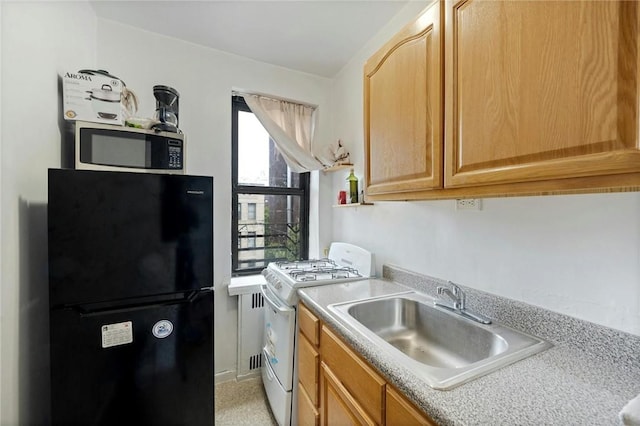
[75,121,185,174]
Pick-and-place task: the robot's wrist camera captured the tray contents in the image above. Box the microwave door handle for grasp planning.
[260,285,291,314]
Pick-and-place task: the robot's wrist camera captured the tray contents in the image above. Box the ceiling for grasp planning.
[90,1,408,78]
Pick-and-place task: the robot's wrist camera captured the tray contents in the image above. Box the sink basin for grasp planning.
[328,292,551,390]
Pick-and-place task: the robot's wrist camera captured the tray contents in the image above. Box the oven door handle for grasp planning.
[260,284,292,314]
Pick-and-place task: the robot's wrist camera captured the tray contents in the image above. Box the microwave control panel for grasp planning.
[168,144,183,169]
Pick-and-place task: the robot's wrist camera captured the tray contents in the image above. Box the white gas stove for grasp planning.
[260,242,374,426]
[261,242,375,306]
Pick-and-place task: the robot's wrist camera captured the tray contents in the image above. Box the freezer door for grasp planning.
[48,169,213,307]
[50,290,213,425]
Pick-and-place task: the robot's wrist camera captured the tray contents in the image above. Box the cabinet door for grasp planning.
[364,1,443,196]
[321,326,386,424]
[298,383,320,426]
[445,0,640,188]
[320,362,376,426]
[386,386,436,426]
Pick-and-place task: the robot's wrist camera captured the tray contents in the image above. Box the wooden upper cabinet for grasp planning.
[445,0,640,188]
[364,1,443,196]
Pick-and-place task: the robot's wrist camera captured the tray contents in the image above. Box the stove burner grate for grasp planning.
[288,266,361,282]
[276,258,337,271]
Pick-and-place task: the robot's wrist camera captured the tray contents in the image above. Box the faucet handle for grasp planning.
[447,281,461,294]
[447,281,465,309]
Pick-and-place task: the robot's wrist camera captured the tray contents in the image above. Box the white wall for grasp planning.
[0,2,97,424]
[0,5,4,423]
[329,1,640,336]
[95,18,333,380]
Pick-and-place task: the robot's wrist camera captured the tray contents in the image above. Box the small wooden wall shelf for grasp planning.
[323,163,354,173]
[333,202,374,208]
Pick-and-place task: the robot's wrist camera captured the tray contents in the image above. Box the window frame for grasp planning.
[231,95,310,276]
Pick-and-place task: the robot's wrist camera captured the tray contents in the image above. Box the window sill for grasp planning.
[228,274,267,296]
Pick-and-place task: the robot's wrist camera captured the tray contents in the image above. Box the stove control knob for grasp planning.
[274,282,282,290]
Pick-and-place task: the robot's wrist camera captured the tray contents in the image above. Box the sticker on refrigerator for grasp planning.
[101,321,133,348]
[152,320,174,339]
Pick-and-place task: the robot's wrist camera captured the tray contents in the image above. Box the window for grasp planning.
[232,95,310,275]
[247,232,256,248]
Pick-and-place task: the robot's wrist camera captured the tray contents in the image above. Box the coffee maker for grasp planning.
[152,85,180,133]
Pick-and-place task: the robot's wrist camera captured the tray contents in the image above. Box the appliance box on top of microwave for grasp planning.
[62,71,123,125]
[75,121,185,174]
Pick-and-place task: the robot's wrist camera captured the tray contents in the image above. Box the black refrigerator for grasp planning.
[48,168,214,425]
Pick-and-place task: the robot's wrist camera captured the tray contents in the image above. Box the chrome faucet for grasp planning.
[435,281,492,324]
[437,282,465,310]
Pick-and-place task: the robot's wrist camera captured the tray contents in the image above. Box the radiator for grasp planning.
[236,291,265,379]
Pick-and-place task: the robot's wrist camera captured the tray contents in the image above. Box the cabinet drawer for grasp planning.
[386,386,436,425]
[320,326,385,424]
[298,382,319,426]
[298,333,319,406]
[299,302,320,346]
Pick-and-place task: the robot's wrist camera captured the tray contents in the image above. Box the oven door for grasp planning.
[260,284,296,391]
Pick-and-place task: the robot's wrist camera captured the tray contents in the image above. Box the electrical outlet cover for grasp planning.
[455,199,482,210]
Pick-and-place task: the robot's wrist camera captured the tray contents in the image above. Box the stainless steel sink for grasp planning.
[328,292,551,390]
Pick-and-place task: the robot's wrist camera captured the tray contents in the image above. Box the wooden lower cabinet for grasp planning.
[298,382,320,426]
[321,326,385,424]
[298,302,321,346]
[298,334,320,406]
[321,362,376,426]
[298,303,321,426]
[297,302,435,426]
[386,386,436,426]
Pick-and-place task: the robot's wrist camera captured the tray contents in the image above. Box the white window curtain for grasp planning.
[242,94,327,173]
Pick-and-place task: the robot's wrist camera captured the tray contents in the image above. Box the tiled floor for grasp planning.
[215,376,277,425]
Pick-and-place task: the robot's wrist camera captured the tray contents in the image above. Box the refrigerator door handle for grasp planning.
[70,290,201,316]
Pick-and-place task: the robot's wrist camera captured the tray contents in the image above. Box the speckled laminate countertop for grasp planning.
[297,265,640,425]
